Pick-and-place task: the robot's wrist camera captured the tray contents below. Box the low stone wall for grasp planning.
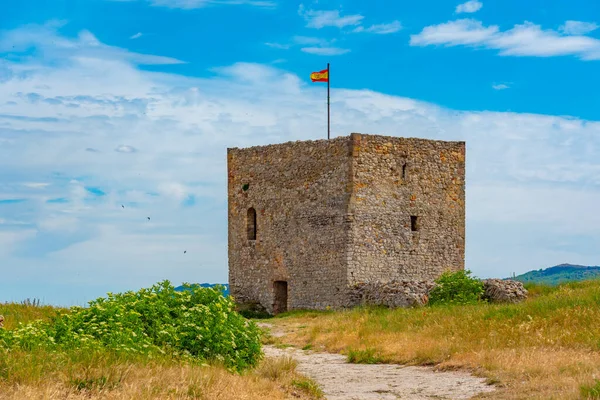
[345,278,528,309]
[482,279,528,304]
[346,280,436,308]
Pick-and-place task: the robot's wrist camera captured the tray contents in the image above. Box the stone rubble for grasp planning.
[347,280,437,308]
[482,279,528,304]
[346,278,528,308]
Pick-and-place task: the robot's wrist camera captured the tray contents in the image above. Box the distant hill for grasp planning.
[512,264,600,285]
[174,283,229,296]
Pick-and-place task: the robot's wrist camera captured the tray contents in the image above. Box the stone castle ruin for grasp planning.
[227,133,466,314]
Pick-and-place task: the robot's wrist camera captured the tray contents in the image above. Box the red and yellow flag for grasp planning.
[310,68,329,82]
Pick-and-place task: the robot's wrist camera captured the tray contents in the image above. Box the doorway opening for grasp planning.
[273,281,288,314]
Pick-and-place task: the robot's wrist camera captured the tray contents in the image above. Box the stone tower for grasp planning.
[227,133,465,314]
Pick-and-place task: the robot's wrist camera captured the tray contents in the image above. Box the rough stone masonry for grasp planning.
[227,133,465,314]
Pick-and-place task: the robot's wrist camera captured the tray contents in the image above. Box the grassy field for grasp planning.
[266,280,600,400]
[5,280,600,399]
[0,302,322,400]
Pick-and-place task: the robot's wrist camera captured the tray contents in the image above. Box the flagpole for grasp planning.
[327,62,330,140]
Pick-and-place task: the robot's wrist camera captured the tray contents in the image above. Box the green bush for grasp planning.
[0,281,262,372]
[428,270,484,306]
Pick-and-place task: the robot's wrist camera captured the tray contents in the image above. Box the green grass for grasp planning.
[0,302,67,330]
[292,377,324,398]
[346,347,385,364]
[581,379,600,399]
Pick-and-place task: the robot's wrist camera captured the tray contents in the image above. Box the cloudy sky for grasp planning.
[1,0,599,306]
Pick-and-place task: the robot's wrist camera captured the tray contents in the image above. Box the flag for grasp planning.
[310,68,329,82]
[310,63,331,140]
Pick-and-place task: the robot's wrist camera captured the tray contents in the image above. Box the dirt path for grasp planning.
[259,323,495,400]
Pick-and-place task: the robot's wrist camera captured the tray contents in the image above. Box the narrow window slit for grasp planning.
[247,207,257,240]
[411,215,419,232]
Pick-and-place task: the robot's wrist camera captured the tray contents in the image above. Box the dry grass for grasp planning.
[1,355,321,399]
[0,301,66,330]
[0,357,318,399]
[0,303,322,400]
[268,280,600,400]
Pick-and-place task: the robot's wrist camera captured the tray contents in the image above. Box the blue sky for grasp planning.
[1,0,600,306]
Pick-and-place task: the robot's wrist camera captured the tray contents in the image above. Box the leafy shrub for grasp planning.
[428,270,484,306]
[0,281,261,371]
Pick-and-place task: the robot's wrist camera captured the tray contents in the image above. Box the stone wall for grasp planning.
[227,137,352,314]
[347,133,465,283]
[346,278,528,308]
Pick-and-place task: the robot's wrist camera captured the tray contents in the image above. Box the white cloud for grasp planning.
[210,62,301,87]
[1,23,600,304]
[353,21,402,34]
[411,19,600,60]
[292,36,325,45]
[0,21,185,65]
[0,218,30,226]
[266,36,350,56]
[297,5,399,35]
[267,5,400,58]
[37,215,81,233]
[115,145,137,153]
[559,20,599,36]
[265,42,291,49]
[150,0,276,8]
[0,231,36,258]
[301,46,350,55]
[157,182,191,202]
[22,182,51,189]
[130,32,143,39]
[298,6,364,29]
[492,83,509,90]
[411,19,497,46]
[164,0,275,7]
[455,0,482,14]
[109,0,276,9]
